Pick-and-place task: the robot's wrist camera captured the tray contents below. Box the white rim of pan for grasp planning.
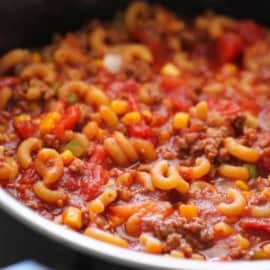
[0,188,269,270]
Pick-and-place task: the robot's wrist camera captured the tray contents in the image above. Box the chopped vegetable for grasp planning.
[62,139,85,157]
[245,164,256,178]
[65,92,78,105]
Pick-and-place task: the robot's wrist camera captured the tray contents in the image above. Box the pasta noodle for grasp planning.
[85,227,128,248]
[125,1,149,30]
[139,233,163,254]
[33,181,66,205]
[151,160,189,193]
[17,138,42,169]
[224,137,259,163]
[0,49,30,74]
[104,132,138,165]
[20,63,56,84]
[35,148,64,185]
[0,157,18,182]
[218,164,249,181]
[88,189,117,214]
[217,188,246,216]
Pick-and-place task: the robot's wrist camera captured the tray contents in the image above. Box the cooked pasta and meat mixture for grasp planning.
[1,1,270,261]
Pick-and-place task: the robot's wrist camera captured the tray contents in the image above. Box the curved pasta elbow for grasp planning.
[88,28,108,54]
[35,148,64,185]
[58,80,90,102]
[20,63,56,84]
[151,160,189,193]
[125,1,150,30]
[0,49,30,74]
[122,44,153,63]
[17,137,42,169]
[104,132,138,166]
[217,188,246,217]
[0,157,18,182]
[131,138,157,162]
[224,137,259,163]
[191,157,211,179]
[251,204,270,218]
[218,164,249,181]
[33,181,66,205]
[88,189,117,214]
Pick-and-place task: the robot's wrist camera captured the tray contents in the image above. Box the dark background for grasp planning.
[1,0,270,268]
[1,0,270,53]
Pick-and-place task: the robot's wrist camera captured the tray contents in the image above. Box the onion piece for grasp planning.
[103,54,122,74]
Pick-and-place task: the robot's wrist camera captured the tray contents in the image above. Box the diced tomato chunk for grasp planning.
[240,218,270,234]
[217,33,243,63]
[128,93,138,111]
[237,20,263,45]
[89,144,107,166]
[166,86,194,112]
[80,165,108,201]
[54,105,81,139]
[14,120,36,139]
[207,98,241,115]
[129,123,153,139]
[161,76,186,91]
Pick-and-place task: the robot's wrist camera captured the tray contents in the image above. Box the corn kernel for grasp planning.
[122,112,141,125]
[234,234,250,249]
[39,112,61,134]
[163,98,173,110]
[110,99,128,115]
[142,110,152,122]
[179,204,198,220]
[173,112,189,129]
[235,180,249,191]
[161,63,180,76]
[214,222,234,238]
[222,63,238,76]
[14,114,30,124]
[62,206,83,230]
[61,149,74,165]
[195,101,208,121]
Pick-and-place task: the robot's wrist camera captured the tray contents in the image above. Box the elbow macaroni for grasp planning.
[85,227,128,248]
[151,160,189,193]
[33,181,66,205]
[35,148,64,185]
[217,188,246,217]
[0,49,30,74]
[224,137,259,163]
[88,188,117,214]
[17,138,42,169]
[218,164,249,181]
